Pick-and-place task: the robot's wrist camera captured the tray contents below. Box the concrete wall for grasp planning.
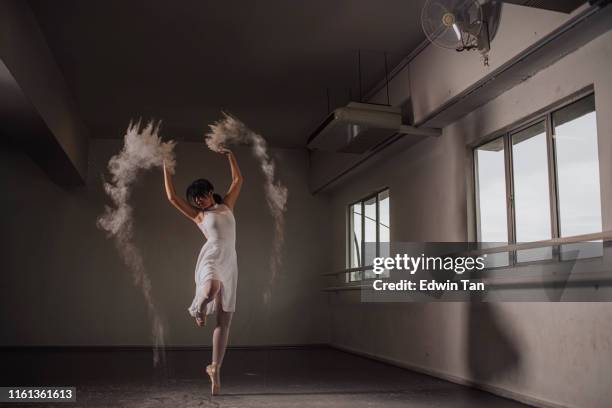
[324,28,612,408]
[0,138,330,347]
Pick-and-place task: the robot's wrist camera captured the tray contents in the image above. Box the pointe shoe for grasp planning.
[206,363,221,395]
[195,312,206,327]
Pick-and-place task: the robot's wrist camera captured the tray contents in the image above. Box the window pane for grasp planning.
[475,137,508,242]
[378,190,390,253]
[364,196,377,278]
[348,190,391,281]
[553,95,602,237]
[349,203,362,280]
[512,121,552,261]
[378,190,390,278]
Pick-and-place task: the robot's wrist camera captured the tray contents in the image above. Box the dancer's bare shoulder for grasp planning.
[194,211,205,224]
[221,200,235,212]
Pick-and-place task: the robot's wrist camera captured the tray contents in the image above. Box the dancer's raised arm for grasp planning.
[221,149,243,210]
[163,160,200,222]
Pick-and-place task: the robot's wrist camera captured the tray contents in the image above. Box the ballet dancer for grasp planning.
[162,147,242,395]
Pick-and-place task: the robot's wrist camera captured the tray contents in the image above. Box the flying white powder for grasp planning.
[97,120,175,367]
[206,113,288,303]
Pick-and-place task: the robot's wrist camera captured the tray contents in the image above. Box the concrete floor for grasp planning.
[0,347,531,407]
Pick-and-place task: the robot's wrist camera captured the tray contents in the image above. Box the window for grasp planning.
[474,93,601,264]
[553,95,602,237]
[475,137,508,242]
[474,137,511,267]
[347,188,390,281]
[511,121,552,262]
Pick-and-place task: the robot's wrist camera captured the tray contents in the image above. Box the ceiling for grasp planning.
[28,0,427,148]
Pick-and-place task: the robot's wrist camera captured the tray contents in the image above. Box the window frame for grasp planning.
[346,187,389,281]
[473,90,599,264]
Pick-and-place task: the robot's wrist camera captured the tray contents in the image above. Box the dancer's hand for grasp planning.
[218,147,232,156]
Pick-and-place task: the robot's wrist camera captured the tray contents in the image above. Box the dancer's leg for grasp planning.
[212,299,234,366]
[207,292,233,395]
[195,279,221,327]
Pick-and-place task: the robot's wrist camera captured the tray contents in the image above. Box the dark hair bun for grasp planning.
[213,193,223,204]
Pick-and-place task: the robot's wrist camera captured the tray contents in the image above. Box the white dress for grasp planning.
[187,203,238,317]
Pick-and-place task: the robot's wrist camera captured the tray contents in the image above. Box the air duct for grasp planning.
[307,102,439,154]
